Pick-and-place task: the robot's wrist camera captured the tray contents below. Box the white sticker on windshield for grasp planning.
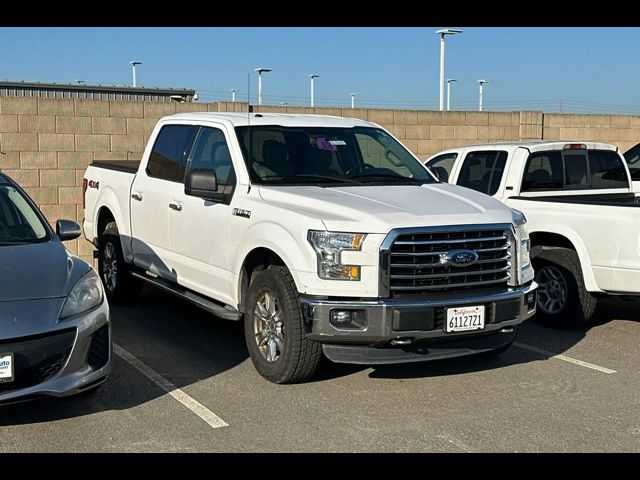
[329,140,346,146]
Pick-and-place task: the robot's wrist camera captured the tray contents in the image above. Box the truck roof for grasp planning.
[443,140,618,153]
[163,112,374,128]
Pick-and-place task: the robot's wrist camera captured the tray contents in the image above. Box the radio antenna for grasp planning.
[247,72,252,194]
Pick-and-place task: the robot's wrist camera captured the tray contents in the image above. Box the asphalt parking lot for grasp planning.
[1,286,639,453]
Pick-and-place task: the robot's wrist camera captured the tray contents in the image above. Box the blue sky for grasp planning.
[1,27,640,113]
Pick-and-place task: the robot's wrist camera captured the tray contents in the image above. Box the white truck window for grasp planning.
[457,151,507,195]
[426,153,457,182]
[188,127,236,186]
[147,125,198,182]
[522,149,628,191]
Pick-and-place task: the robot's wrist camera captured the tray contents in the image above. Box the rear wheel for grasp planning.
[98,222,140,303]
[244,265,322,384]
[532,248,597,328]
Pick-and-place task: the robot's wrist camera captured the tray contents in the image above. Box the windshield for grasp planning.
[235,126,436,186]
[0,184,49,245]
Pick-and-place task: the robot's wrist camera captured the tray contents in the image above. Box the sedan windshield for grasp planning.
[235,125,436,186]
[0,184,49,245]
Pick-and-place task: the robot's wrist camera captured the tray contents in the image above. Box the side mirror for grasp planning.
[429,166,449,183]
[185,169,218,200]
[427,166,439,181]
[56,219,82,241]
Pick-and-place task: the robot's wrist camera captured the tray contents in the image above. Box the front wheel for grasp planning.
[244,266,322,384]
[532,248,597,328]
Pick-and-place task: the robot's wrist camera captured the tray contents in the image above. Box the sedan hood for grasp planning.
[258,183,514,232]
[0,240,90,302]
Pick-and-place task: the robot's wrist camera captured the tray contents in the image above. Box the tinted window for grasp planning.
[457,151,507,195]
[588,150,628,188]
[0,185,48,244]
[188,127,236,186]
[624,144,640,181]
[564,153,588,187]
[147,125,198,182]
[427,153,458,182]
[523,149,629,192]
[522,151,564,190]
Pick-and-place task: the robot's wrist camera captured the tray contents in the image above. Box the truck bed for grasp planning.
[91,160,140,174]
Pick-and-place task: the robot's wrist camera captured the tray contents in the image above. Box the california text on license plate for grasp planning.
[0,353,14,383]
[445,305,485,333]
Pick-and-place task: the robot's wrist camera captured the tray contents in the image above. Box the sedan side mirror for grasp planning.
[56,219,82,241]
[185,169,218,200]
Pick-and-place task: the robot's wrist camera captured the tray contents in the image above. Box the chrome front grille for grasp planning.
[380,225,514,296]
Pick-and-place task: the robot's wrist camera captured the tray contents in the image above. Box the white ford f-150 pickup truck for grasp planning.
[83,113,537,383]
[426,141,640,327]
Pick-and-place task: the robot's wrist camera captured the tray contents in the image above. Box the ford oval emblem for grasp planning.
[443,249,479,267]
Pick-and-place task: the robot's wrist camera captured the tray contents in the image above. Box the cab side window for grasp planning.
[457,151,507,195]
[147,125,198,182]
[427,153,458,183]
[188,127,236,186]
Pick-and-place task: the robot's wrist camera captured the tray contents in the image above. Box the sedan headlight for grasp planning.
[59,270,104,319]
[307,231,366,281]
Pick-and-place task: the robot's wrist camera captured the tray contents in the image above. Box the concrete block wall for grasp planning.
[2,95,640,264]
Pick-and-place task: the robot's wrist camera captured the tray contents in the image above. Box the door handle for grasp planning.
[131,191,143,201]
[169,201,183,211]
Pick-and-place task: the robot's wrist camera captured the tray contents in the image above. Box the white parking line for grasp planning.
[513,342,617,374]
[113,343,229,429]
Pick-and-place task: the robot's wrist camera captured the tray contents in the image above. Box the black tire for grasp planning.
[244,265,322,384]
[98,222,141,304]
[532,248,597,328]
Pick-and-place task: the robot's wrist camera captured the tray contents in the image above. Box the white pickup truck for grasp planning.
[83,112,536,383]
[425,141,640,327]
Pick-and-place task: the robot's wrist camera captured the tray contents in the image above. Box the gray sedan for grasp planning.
[0,173,111,405]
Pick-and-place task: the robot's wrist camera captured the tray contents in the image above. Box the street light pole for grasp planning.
[477,79,493,111]
[130,61,142,88]
[309,74,319,107]
[231,89,236,103]
[446,79,457,111]
[436,29,462,111]
[255,67,272,106]
[350,93,355,109]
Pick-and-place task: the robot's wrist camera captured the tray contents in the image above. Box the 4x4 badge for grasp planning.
[232,208,251,219]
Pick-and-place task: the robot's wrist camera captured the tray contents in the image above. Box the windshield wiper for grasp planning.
[0,240,32,246]
[260,174,363,186]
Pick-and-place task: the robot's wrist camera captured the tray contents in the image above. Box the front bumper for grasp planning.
[0,299,111,405]
[300,281,537,364]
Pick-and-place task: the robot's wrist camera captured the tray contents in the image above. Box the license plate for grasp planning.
[0,353,13,383]
[445,305,485,333]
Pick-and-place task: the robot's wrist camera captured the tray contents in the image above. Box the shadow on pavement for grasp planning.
[0,285,249,425]
[365,296,639,380]
[1,290,638,418]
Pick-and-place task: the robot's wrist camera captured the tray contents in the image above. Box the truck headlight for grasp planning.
[512,208,531,272]
[307,231,366,281]
[59,269,104,319]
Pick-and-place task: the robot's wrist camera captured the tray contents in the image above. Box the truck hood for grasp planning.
[0,241,91,302]
[258,183,514,232]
